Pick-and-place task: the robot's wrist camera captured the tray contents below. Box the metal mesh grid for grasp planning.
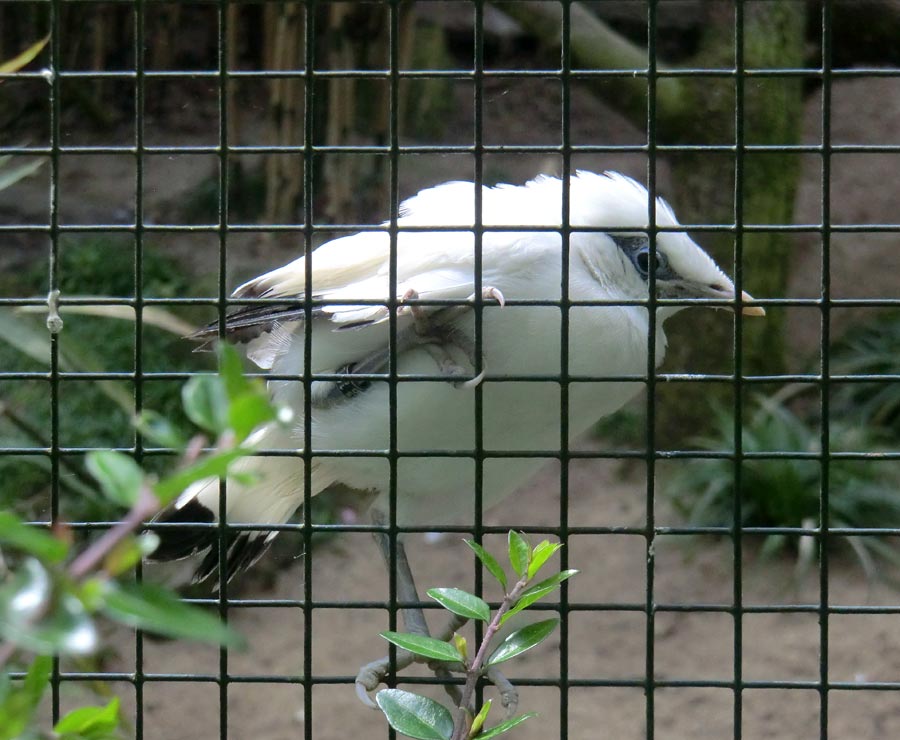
[2,1,900,738]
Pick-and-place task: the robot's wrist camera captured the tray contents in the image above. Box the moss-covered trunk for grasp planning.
[663,3,805,381]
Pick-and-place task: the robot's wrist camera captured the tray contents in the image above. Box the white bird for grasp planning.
[152,170,762,671]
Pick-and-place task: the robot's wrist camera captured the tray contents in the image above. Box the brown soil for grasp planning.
[59,456,900,740]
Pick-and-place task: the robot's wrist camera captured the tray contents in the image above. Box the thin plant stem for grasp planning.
[450,574,531,740]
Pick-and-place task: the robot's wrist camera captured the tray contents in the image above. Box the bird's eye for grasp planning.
[634,246,667,278]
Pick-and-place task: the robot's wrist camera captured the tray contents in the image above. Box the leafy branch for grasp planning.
[0,345,280,738]
[374,532,578,740]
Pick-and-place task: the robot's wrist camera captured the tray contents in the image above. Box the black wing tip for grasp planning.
[193,531,275,585]
[149,499,280,585]
[148,499,217,562]
[186,303,308,349]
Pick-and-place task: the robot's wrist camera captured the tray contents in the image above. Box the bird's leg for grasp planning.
[401,287,505,387]
[315,287,506,407]
[485,665,519,718]
[397,289,470,380]
[355,515,465,708]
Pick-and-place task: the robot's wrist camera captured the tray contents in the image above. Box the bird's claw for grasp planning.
[331,284,505,397]
[355,658,389,709]
[482,286,505,308]
[400,289,432,334]
[485,665,519,718]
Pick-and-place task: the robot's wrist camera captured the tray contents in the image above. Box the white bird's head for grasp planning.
[568,171,765,318]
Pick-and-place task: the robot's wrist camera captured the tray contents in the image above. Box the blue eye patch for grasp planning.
[611,235,676,281]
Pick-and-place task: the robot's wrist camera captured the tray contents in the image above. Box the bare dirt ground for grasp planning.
[6,58,900,740]
[66,456,900,740]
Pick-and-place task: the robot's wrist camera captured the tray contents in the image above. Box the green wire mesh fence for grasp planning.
[2,1,900,738]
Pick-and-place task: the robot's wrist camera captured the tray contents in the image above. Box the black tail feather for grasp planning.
[194,531,276,584]
[149,499,216,561]
[150,499,279,584]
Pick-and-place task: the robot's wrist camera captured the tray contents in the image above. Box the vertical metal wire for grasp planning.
[47,0,62,722]
[818,2,834,737]
[216,2,232,736]
[471,0,486,712]
[644,2,659,737]
[558,1,572,736]
[386,5,401,729]
[302,4,317,738]
[133,1,146,736]
[732,3,746,737]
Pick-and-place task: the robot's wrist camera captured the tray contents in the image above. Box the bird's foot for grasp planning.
[399,286,505,332]
[477,286,506,308]
[485,665,519,718]
[354,614,468,709]
[355,654,465,710]
[408,285,504,386]
[315,287,505,407]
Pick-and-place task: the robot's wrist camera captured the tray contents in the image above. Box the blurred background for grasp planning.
[1,1,900,738]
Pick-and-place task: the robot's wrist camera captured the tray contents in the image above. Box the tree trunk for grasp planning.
[662,2,805,381]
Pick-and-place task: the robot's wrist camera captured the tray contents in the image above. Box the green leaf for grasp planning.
[101,581,244,649]
[152,448,246,504]
[0,158,43,192]
[426,587,490,622]
[228,391,276,441]
[0,309,133,413]
[0,308,51,365]
[216,345,276,440]
[134,410,186,448]
[181,375,229,434]
[0,35,50,73]
[469,699,492,738]
[54,697,120,736]
[507,531,530,578]
[0,560,98,656]
[102,533,160,576]
[465,540,506,590]
[218,343,250,398]
[486,618,559,667]
[23,655,52,707]
[473,713,537,739]
[78,578,107,612]
[453,633,468,661]
[500,570,579,626]
[85,451,144,507]
[375,689,454,740]
[0,511,68,562]
[379,631,463,663]
[0,655,51,740]
[527,540,563,579]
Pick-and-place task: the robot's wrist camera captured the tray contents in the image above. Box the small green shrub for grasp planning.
[371,532,577,740]
[0,345,275,739]
[665,396,900,576]
[831,310,900,436]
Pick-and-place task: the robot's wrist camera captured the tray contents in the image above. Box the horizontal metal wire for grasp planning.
[2,296,899,312]
[4,223,900,236]
[5,142,900,155]
[1,371,896,385]
[4,670,898,693]
[6,447,898,461]
[21,519,900,539]
[4,66,900,81]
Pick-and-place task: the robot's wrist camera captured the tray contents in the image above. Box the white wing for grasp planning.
[202,180,565,373]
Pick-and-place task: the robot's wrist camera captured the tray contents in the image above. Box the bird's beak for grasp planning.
[738,290,766,317]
